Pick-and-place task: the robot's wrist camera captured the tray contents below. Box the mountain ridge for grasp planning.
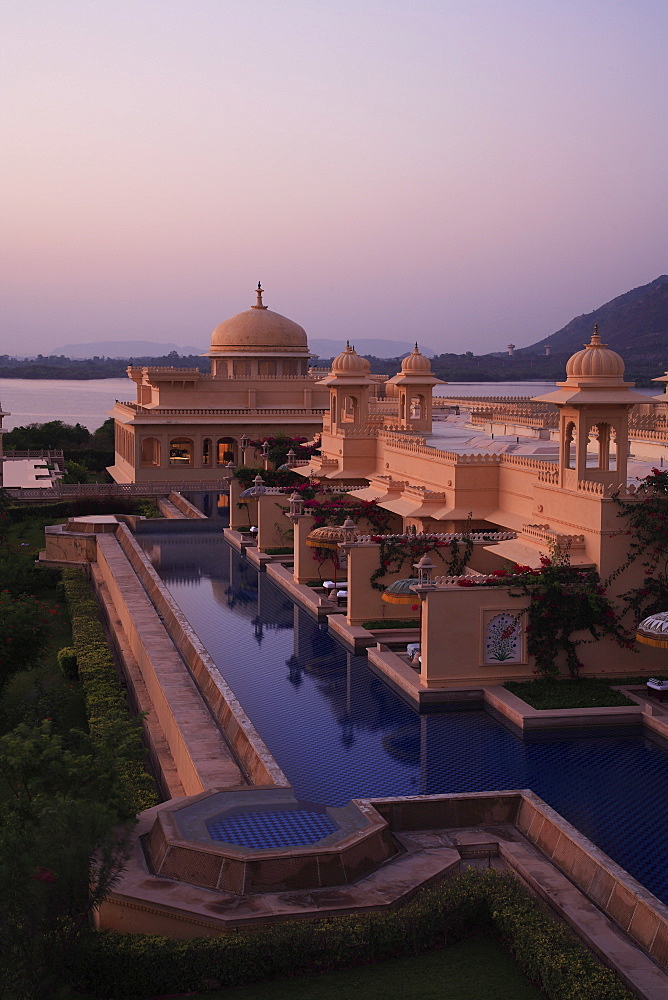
[523,275,668,356]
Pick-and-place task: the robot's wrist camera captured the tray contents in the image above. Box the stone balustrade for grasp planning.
[522,523,585,547]
[350,530,516,544]
[115,402,328,416]
[3,449,64,459]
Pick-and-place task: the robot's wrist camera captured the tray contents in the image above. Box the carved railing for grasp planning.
[351,530,516,544]
[521,524,586,548]
[3,449,64,460]
[115,403,328,417]
[5,481,233,500]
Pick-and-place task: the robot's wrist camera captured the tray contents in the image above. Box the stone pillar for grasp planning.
[228,479,247,530]
[293,514,317,583]
[256,494,292,552]
[345,542,383,625]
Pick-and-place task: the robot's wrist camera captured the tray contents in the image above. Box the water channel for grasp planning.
[139,528,668,906]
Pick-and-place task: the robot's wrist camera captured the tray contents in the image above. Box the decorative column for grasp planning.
[292,513,317,583]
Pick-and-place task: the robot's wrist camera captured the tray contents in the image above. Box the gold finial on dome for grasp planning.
[587,324,603,348]
[252,282,268,310]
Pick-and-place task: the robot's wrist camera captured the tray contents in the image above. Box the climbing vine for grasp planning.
[305,497,394,532]
[248,435,319,468]
[610,467,668,620]
[235,466,310,490]
[509,549,633,679]
[369,532,474,591]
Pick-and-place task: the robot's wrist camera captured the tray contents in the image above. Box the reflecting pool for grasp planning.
[140,530,668,905]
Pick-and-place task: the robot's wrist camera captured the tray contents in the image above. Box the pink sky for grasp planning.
[1,0,666,356]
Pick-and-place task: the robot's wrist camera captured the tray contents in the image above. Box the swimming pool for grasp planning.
[140,529,668,905]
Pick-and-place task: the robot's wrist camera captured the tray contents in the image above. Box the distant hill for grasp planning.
[310,338,435,359]
[523,276,668,357]
[54,340,204,358]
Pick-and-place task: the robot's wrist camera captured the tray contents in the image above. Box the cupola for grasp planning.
[401,344,432,373]
[209,284,309,355]
[331,342,371,374]
[564,326,625,382]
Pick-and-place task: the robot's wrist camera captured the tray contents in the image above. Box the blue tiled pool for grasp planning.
[141,530,668,905]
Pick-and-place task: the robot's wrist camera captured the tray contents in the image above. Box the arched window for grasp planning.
[217,437,236,464]
[259,360,277,377]
[284,359,298,376]
[591,422,612,471]
[215,360,228,377]
[140,437,161,467]
[331,393,338,423]
[202,438,212,467]
[234,360,251,378]
[169,439,193,466]
[341,395,358,423]
[410,394,426,420]
[563,421,575,469]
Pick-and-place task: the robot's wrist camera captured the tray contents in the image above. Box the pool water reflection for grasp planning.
[140,530,668,905]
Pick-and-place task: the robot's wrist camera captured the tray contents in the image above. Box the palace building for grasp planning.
[109,285,333,483]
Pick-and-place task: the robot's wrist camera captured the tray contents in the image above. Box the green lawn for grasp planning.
[195,935,543,1000]
[6,512,66,551]
[505,677,636,709]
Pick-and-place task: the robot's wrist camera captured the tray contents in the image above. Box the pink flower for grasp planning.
[33,867,56,883]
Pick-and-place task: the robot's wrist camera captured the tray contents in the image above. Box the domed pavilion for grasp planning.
[533,325,647,491]
[109,285,331,483]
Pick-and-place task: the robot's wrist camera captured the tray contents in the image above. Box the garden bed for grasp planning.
[504,678,637,710]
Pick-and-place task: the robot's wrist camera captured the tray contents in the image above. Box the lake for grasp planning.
[0,377,658,432]
[0,378,132,431]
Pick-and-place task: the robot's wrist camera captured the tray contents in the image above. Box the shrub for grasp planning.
[132,499,161,519]
[57,646,78,682]
[73,869,633,1000]
[0,591,52,690]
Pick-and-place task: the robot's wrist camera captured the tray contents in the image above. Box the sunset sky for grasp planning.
[1,0,666,356]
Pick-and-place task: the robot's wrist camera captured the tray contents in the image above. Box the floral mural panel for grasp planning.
[484,611,522,664]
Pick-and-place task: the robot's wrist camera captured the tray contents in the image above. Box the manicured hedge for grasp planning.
[75,869,633,1000]
[8,498,150,521]
[61,568,158,817]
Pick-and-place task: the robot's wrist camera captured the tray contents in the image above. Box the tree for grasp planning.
[0,591,52,691]
[4,420,91,451]
[0,723,131,999]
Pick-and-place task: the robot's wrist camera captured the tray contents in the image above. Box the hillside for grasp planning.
[523,275,668,356]
[54,339,204,358]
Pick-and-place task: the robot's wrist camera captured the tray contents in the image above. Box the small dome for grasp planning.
[331,342,371,374]
[565,326,625,380]
[401,344,432,373]
[210,285,308,354]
